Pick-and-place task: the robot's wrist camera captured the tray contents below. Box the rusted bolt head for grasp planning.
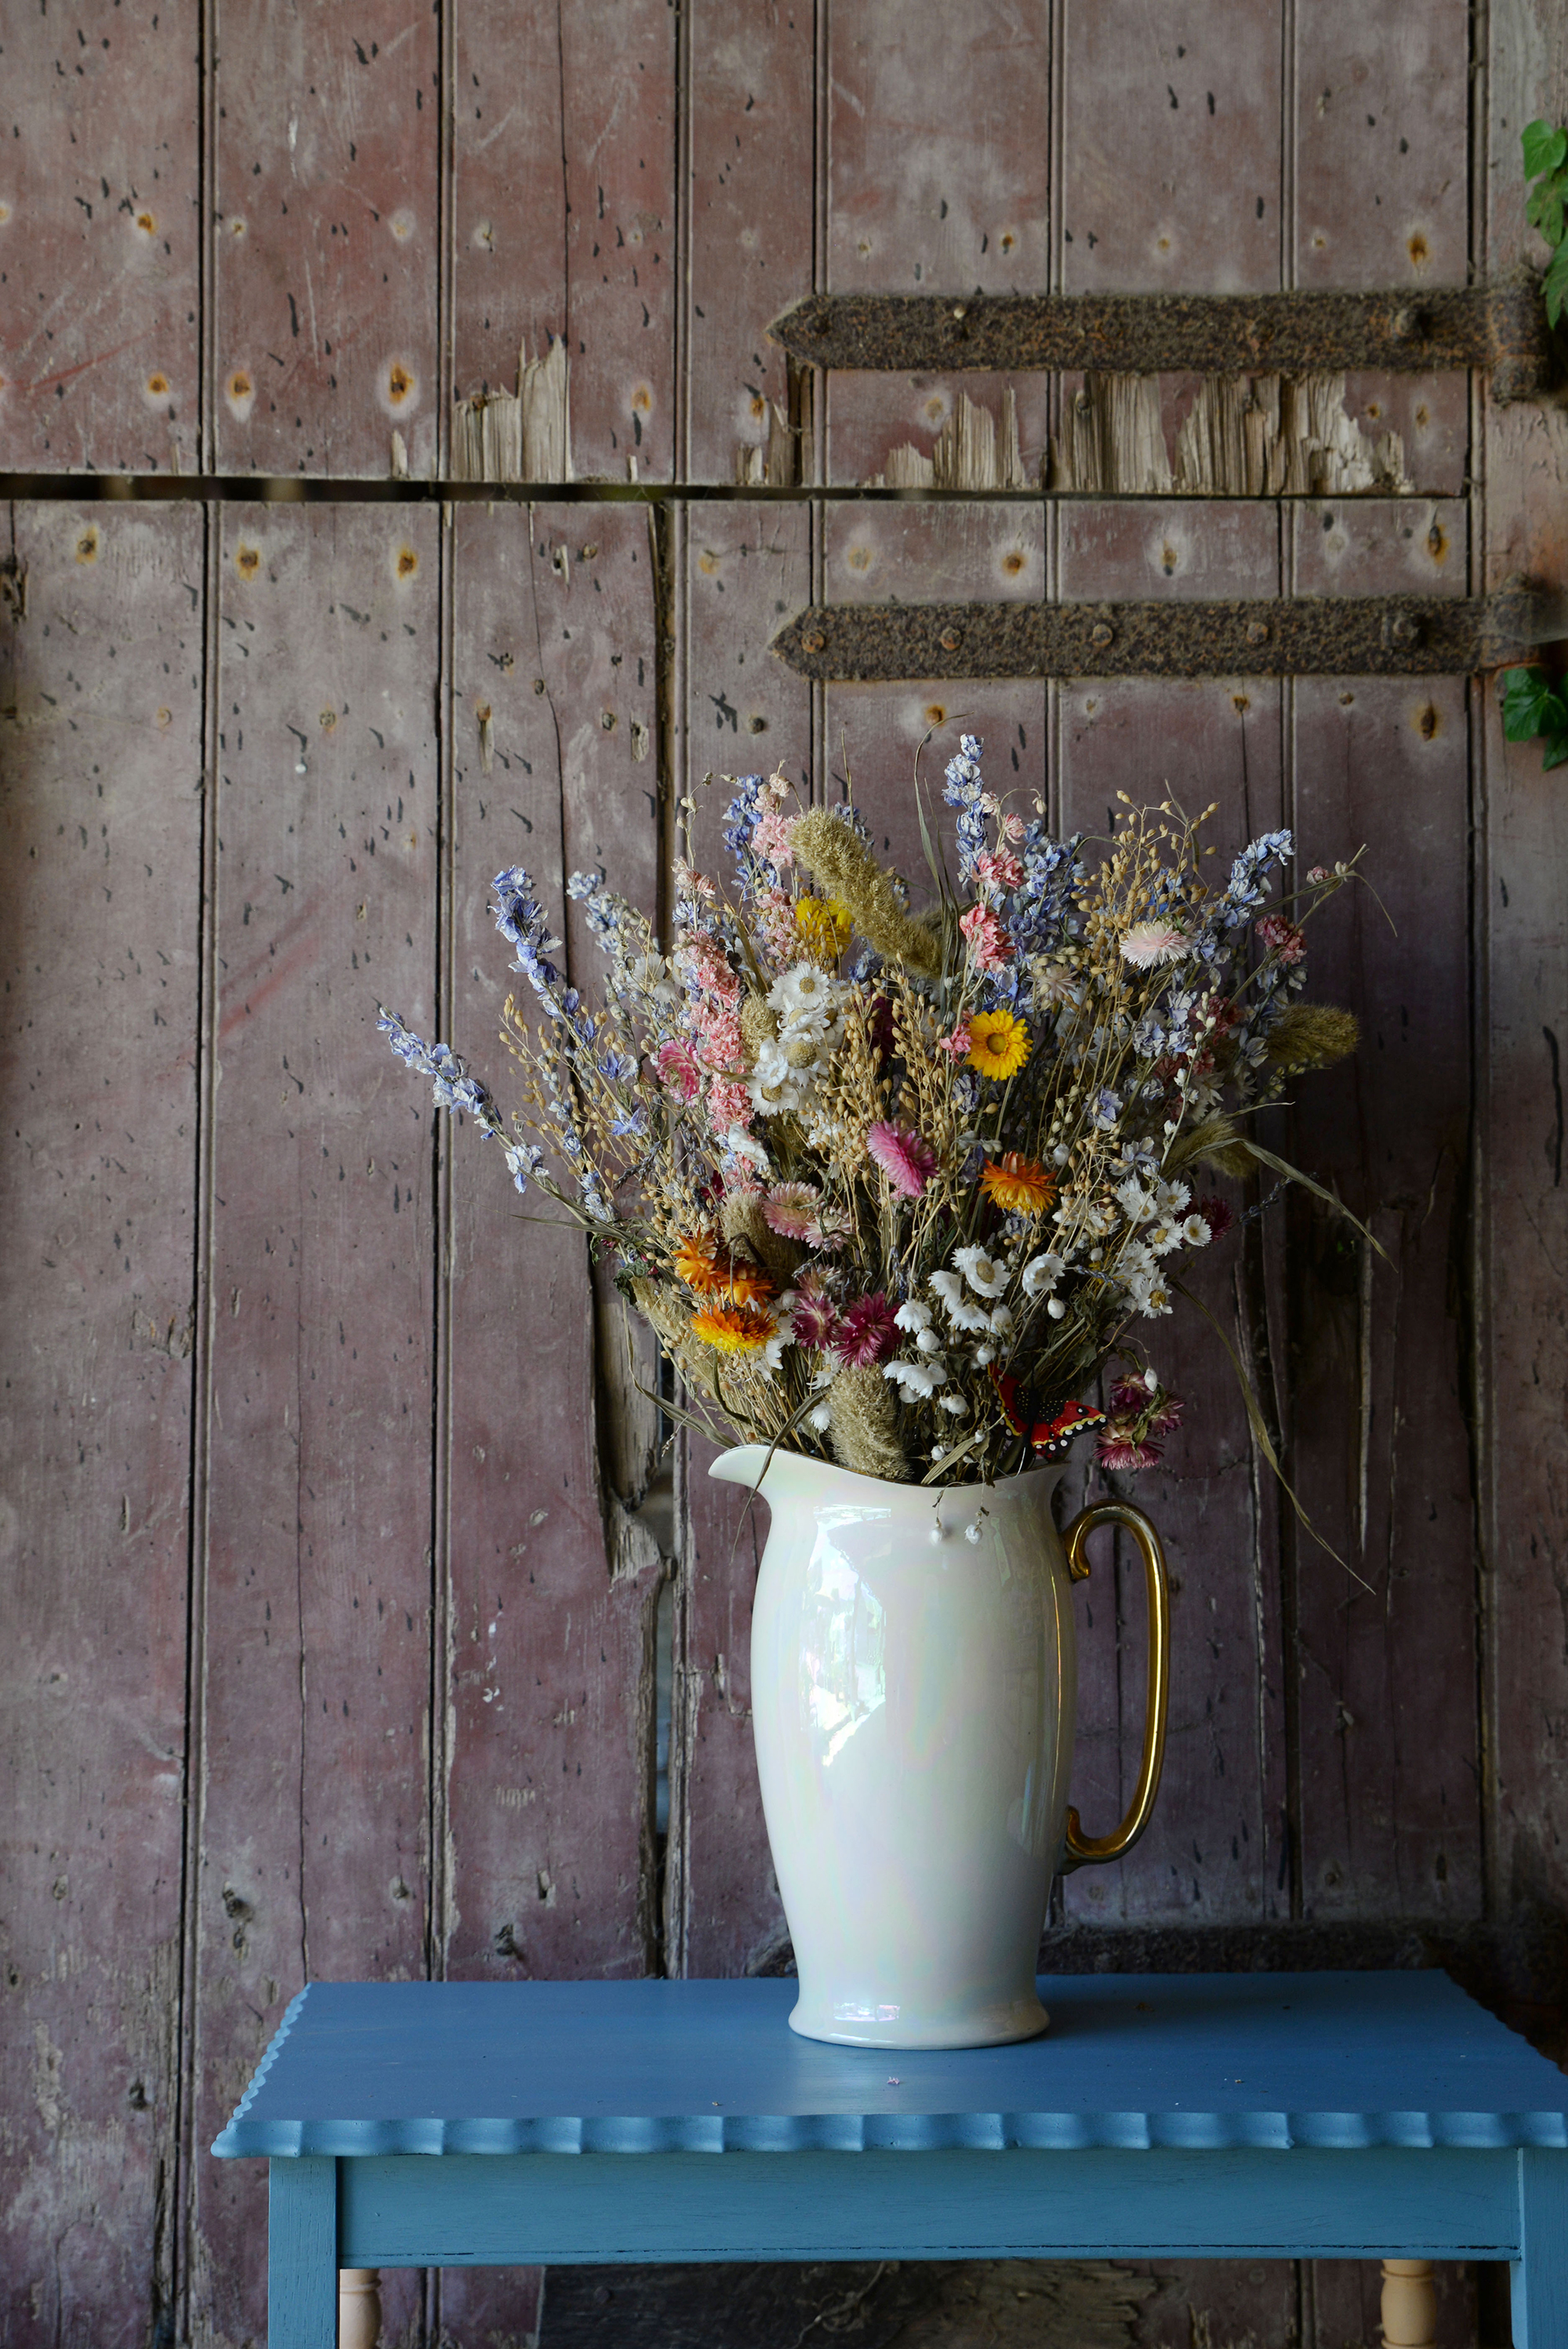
[1245,619,1270,645]
[938,626,963,652]
[951,304,967,322]
[1384,612,1423,648]
[801,627,827,655]
[1391,306,1426,343]
[1090,621,1115,649]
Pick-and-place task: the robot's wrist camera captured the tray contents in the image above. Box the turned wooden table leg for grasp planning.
[1381,2260,1436,2348]
[339,2268,382,2349]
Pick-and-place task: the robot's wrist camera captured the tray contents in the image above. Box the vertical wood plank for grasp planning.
[1054,500,1288,1931]
[451,2,677,482]
[212,5,439,478]
[1062,0,1283,293]
[684,0,816,485]
[675,499,813,1979]
[1481,0,1568,1943]
[0,3,199,474]
[438,499,665,2346]
[1287,498,1480,1923]
[824,1,1053,486]
[824,500,1047,888]
[0,501,201,2349]
[184,505,438,2349]
[1293,1,1469,505]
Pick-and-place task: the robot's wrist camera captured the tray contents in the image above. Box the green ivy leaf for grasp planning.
[1542,733,1568,772]
[1542,192,1567,249]
[1523,118,1568,178]
[1544,245,1568,329]
[1501,666,1553,741]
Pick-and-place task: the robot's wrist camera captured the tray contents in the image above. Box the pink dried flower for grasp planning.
[1255,913,1306,964]
[865,1120,937,1199]
[790,1280,840,1351]
[706,1077,753,1133]
[959,902,1013,971]
[1109,1371,1156,1416]
[805,1203,852,1252]
[751,810,796,869]
[1108,1371,1185,1441]
[695,1001,745,1071]
[936,1023,973,1061]
[1196,1196,1234,1242]
[1307,864,1330,884]
[753,884,800,963]
[655,1038,702,1102]
[833,1291,898,1368]
[1121,920,1186,969]
[1001,812,1025,842]
[673,862,716,902]
[764,1180,820,1238]
[974,848,1024,893]
[1096,1431,1163,1472]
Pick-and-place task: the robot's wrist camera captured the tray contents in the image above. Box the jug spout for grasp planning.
[707,1443,828,1505]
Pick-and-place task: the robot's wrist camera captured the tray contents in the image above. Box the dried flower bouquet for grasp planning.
[381,737,1361,1490]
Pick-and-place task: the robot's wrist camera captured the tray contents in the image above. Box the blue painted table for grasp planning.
[214,1973,1568,2347]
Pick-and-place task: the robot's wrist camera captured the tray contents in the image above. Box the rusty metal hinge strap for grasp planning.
[768,269,1551,404]
[771,588,1560,681]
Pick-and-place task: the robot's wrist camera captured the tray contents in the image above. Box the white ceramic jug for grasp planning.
[710,1444,1170,2049]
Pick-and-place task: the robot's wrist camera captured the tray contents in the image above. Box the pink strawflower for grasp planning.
[833,1291,898,1367]
[1121,920,1186,969]
[1196,1196,1234,1242]
[764,1181,820,1238]
[706,1077,753,1132]
[790,1279,840,1351]
[655,1038,702,1102]
[1255,913,1305,964]
[1109,1371,1156,1416]
[806,1203,852,1251]
[1307,864,1330,884]
[1001,812,1025,842]
[673,862,716,902]
[959,902,1013,971]
[974,848,1024,893]
[1096,1431,1163,1472]
[751,810,796,869]
[866,1120,937,1199]
[937,1023,973,1060]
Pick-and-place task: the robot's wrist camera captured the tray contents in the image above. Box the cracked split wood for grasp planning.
[1048,372,1412,496]
[451,339,573,484]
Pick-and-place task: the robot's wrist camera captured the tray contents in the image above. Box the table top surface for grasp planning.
[213,1972,1568,2159]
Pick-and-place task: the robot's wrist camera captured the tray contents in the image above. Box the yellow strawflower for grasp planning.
[793,895,852,964]
[966,1010,1031,1080]
[689,1302,776,1353]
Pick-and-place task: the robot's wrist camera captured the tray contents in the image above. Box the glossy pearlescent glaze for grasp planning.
[710,1445,1079,2049]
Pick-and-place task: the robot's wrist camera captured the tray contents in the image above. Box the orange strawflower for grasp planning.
[722,1256,775,1305]
[689,1302,776,1354]
[981,1153,1056,1217]
[673,1231,725,1294]
[673,1229,774,1305]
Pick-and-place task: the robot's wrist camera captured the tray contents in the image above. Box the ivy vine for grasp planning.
[1523,118,1568,326]
[1500,666,1568,771]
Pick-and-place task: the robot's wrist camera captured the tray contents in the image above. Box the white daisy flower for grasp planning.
[931,1269,993,1333]
[1146,1220,1185,1257]
[1154,1178,1192,1217]
[767,962,842,1021]
[953,1245,1006,1299]
[1020,1251,1065,1299]
[1180,1213,1212,1248]
[1116,1177,1156,1224]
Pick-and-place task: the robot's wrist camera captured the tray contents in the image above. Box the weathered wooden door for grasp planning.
[2,5,1563,2347]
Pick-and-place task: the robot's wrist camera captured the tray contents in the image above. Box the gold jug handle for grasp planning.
[1059,1500,1171,1872]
